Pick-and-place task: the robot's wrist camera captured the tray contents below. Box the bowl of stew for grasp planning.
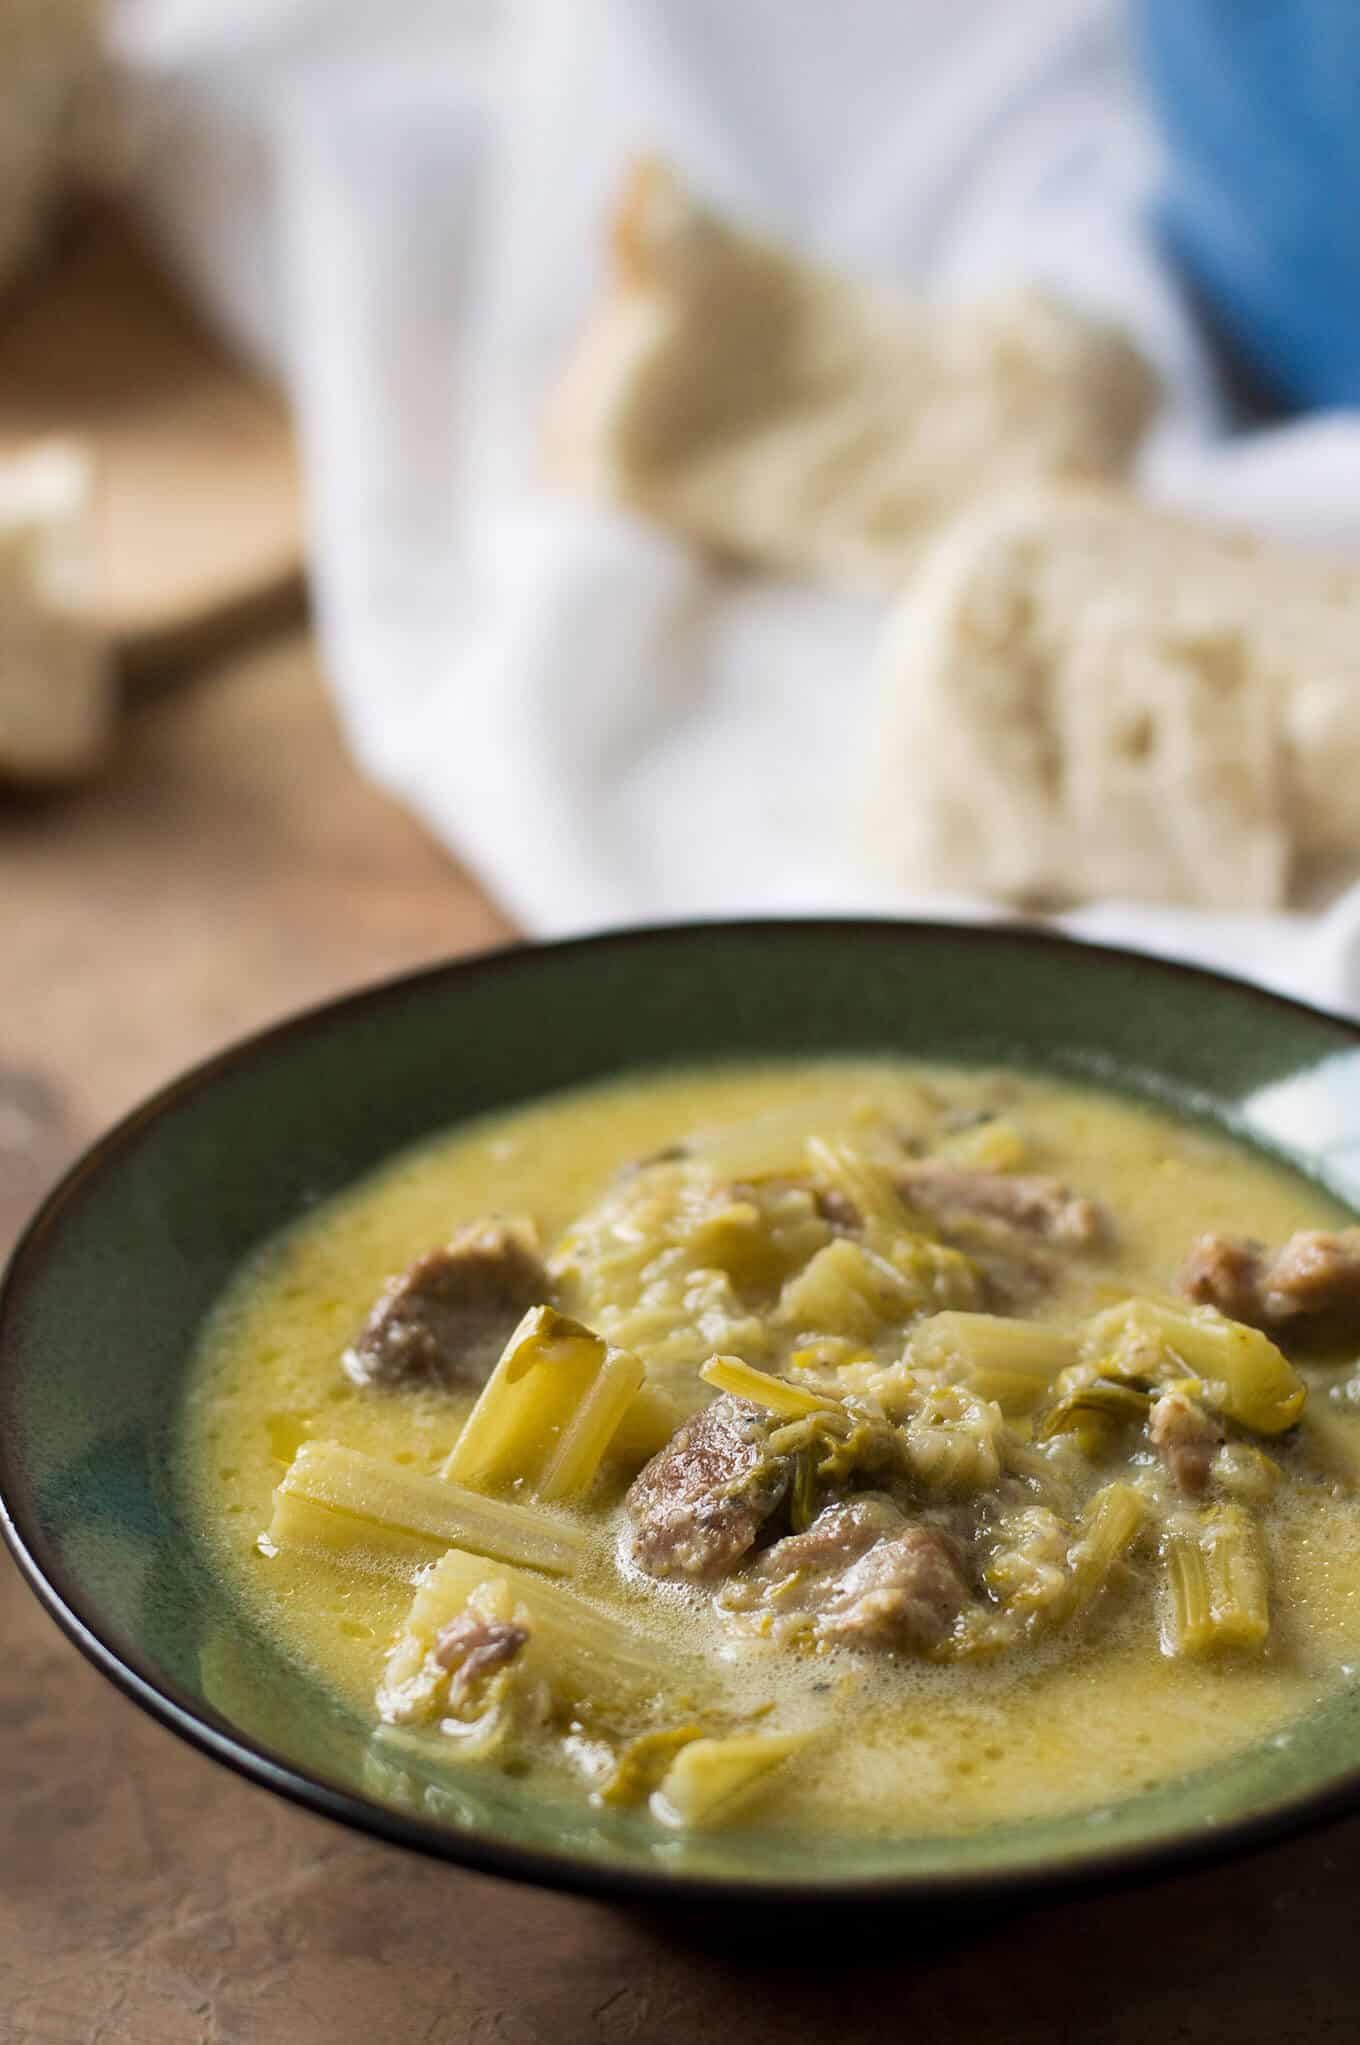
[5,919,1360,1905]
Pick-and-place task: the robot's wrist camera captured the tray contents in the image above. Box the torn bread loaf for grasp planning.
[0,440,113,783]
[863,486,1360,913]
[547,158,1159,589]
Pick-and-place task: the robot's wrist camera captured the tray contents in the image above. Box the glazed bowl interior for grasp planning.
[6,919,1360,1904]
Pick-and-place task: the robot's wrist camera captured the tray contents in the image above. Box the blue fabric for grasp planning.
[1130,0,1360,411]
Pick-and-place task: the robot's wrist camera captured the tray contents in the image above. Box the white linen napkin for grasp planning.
[115,0,1360,1015]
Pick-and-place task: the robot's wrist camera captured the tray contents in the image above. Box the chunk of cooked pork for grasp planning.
[1148,1389,1223,1497]
[625,1394,789,1581]
[1179,1235,1266,1326]
[1182,1228,1360,1332]
[433,1612,530,1706]
[1264,1230,1360,1320]
[899,1162,1105,1247]
[741,1496,969,1651]
[343,1220,548,1390]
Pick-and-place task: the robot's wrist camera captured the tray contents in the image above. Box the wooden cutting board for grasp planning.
[0,205,305,683]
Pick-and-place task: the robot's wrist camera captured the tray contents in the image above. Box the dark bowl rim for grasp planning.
[4,913,1360,1910]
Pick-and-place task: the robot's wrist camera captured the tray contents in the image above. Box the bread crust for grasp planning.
[864,483,1360,911]
[546,157,1160,588]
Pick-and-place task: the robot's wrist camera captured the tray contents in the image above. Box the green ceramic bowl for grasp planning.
[6,920,1360,1906]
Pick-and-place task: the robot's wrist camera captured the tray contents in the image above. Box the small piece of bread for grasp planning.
[863,485,1360,913]
[0,439,114,784]
[546,158,1159,589]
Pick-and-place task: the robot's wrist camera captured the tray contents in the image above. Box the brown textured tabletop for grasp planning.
[4,633,1360,2044]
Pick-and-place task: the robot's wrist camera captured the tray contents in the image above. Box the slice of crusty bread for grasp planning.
[0,439,114,783]
[546,158,1159,589]
[863,485,1360,913]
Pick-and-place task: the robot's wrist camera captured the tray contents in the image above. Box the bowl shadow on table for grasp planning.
[621,1819,1359,2042]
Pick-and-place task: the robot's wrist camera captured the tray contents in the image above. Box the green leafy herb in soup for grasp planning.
[182,1061,1360,1838]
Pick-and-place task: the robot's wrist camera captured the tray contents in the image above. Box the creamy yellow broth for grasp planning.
[181,1060,1360,1837]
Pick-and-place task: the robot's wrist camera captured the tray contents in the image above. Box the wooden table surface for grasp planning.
[5,633,1360,2043]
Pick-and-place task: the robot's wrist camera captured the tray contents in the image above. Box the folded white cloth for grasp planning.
[116,0,1360,1014]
